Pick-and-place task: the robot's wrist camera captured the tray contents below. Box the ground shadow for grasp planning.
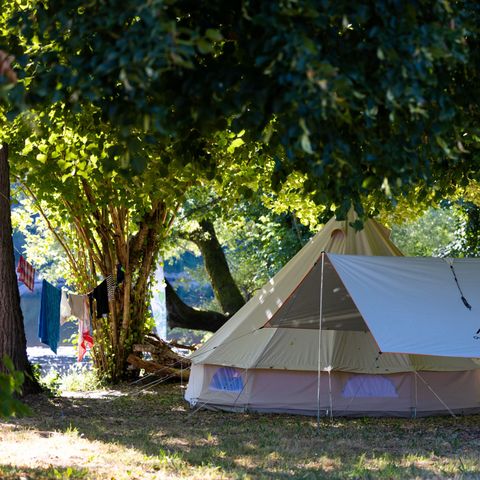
[6,385,480,479]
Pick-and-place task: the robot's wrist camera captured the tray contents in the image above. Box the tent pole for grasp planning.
[412,370,418,419]
[328,368,333,420]
[316,252,325,429]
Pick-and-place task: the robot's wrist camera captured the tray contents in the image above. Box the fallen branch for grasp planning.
[127,354,190,381]
[167,339,197,352]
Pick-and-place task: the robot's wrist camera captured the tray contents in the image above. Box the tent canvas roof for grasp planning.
[190,212,404,368]
[255,252,480,358]
[326,254,480,358]
[265,257,366,331]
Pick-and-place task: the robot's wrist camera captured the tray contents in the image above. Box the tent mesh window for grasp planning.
[209,367,244,392]
[342,374,398,398]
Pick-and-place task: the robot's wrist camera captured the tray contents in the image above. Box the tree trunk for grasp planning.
[190,219,245,315]
[166,279,228,332]
[0,144,41,394]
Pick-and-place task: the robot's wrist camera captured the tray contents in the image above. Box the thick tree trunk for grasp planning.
[0,144,41,394]
[166,279,228,332]
[190,219,245,315]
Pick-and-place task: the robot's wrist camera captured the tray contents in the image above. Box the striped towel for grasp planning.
[17,255,35,291]
[106,274,116,302]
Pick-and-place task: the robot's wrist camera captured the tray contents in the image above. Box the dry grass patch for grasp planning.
[1,384,480,479]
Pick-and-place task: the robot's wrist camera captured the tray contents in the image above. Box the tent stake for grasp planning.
[317,252,325,429]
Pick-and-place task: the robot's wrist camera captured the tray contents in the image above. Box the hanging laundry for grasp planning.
[60,290,72,325]
[17,255,35,291]
[67,293,94,361]
[38,279,61,354]
[78,296,93,362]
[116,264,125,285]
[106,274,115,302]
[89,279,109,318]
[68,293,87,320]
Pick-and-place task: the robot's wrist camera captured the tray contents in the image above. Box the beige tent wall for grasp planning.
[193,328,480,373]
[186,365,480,417]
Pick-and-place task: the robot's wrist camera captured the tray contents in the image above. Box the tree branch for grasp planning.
[165,279,229,332]
[17,180,79,273]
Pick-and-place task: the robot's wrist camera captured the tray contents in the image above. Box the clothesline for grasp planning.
[38,276,114,362]
[38,275,121,361]
[13,244,24,258]
[16,254,125,361]
[16,252,124,296]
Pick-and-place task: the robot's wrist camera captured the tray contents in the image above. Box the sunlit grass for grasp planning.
[39,364,105,394]
[0,384,479,479]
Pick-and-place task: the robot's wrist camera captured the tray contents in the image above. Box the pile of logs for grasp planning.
[127,333,195,381]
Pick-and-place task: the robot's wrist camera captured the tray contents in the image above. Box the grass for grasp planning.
[1,383,480,479]
[39,364,104,394]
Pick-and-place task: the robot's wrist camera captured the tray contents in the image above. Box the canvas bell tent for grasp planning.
[185,214,480,417]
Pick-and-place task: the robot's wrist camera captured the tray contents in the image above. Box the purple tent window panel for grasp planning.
[209,367,244,392]
[342,375,398,398]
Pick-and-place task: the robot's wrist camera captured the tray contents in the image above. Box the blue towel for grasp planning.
[38,279,61,354]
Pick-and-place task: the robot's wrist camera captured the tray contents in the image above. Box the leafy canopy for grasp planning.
[3,1,480,216]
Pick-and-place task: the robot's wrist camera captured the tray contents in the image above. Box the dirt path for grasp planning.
[28,346,90,375]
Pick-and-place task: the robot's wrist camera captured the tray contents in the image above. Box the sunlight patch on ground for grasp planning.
[2,384,480,479]
[0,426,165,479]
[62,389,126,399]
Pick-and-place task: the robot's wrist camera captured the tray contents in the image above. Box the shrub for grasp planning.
[0,356,30,418]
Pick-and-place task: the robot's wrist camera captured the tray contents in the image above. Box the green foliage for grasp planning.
[38,368,62,396]
[389,202,480,258]
[3,0,480,215]
[11,196,73,284]
[390,207,458,257]
[163,251,217,309]
[0,356,29,418]
[4,103,225,288]
[0,465,89,480]
[217,206,312,298]
[4,0,480,381]
[168,327,211,346]
[163,137,322,303]
[441,202,480,257]
[2,101,224,380]
[166,189,315,304]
